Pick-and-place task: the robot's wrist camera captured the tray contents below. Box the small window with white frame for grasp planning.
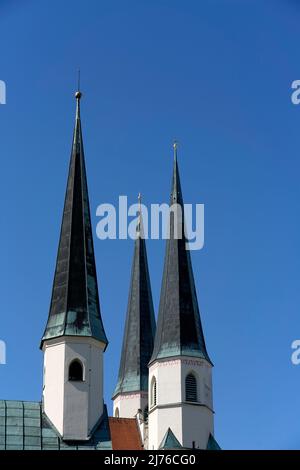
[151,377,157,407]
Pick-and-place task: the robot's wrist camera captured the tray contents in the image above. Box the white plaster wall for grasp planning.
[43,337,105,440]
[181,404,213,449]
[148,357,214,450]
[88,342,104,431]
[148,405,182,450]
[156,360,182,404]
[43,341,65,435]
[113,392,148,419]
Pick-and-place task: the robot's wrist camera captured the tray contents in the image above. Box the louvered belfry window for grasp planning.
[185,373,197,402]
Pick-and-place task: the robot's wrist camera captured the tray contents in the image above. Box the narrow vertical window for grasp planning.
[185,373,197,402]
[115,407,119,418]
[68,359,83,381]
[151,377,157,407]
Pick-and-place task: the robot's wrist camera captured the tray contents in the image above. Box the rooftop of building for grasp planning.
[0,400,143,451]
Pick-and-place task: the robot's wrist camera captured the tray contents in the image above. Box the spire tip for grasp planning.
[75,69,82,100]
[173,140,178,161]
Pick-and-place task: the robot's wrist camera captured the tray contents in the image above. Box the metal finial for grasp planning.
[137,193,143,238]
[173,140,178,160]
[75,70,82,100]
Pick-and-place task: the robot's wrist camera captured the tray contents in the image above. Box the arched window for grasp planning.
[68,359,83,381]
[143,406,149,424]
[115,407,119,418]
[185,373,197,402]
[151,377,157,407]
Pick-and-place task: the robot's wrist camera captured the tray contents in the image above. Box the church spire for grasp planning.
[113,195,156,398]
[41,91,108,348]
[150,143,211,364]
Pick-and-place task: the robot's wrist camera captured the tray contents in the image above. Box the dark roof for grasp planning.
[41,95,107,348]
[159,428,182,449]
[206,433,221,450]
[0,401,112,450]
[0,400,219,451]
[113,205,156,396]
[150,147,211,364]
[108,418,143,450]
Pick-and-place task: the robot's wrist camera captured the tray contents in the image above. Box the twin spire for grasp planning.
[41,88,210,379]
[115,140,211,398]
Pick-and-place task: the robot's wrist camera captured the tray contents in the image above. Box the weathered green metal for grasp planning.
[150,146,211,364]
[206,433,221,450]
[41,95,108,348]
[159,428,182,449]
[0,400,112,450]
[113,204,156,397]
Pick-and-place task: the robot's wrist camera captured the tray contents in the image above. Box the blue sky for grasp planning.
[0,0,300,450]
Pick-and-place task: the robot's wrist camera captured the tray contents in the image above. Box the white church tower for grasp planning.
[148,143,217,450]
[40,91,108,441]
[112,197,156,440]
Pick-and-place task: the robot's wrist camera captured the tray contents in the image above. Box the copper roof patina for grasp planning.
[113,199,156,397]
[0,401,112,450]
[150,144,211,364]
[41,93,107,348]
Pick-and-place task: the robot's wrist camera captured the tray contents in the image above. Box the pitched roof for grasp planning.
[0,400,112,450]
[150,145,211,364]
[159,427,182,449]
[108,418,143,450]
[41,93,107,348]
[206,433,221,450]
[113,201,156,397]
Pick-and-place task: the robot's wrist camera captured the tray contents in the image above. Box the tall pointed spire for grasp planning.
[41,91,108,348]
[113,196,156,397]
[150,143,211,364]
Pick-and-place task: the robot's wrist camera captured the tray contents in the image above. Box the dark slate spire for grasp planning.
[113,196,156,396]
[150,143,211,364]
[41,91,108,348]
